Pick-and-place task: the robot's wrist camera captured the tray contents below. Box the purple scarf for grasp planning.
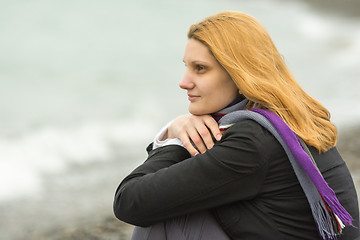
[251,109,353,239]
[215,99,353,239]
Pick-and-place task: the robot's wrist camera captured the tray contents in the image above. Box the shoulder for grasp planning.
[221,119,276,148]
[214,119,280,170]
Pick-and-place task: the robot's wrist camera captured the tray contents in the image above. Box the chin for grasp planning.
[189,107,200,115]
[189,106,211,116]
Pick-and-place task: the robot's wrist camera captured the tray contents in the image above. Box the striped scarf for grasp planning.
[214,98,353,240]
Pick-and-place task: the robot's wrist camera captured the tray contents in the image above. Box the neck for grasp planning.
[211,95,247,123]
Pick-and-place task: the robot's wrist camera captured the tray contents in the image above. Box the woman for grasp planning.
[114,11,359,239]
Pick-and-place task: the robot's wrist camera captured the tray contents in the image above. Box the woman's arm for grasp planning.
[113,120,269,227]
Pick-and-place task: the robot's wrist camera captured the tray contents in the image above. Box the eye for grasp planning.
[195,64,206,73]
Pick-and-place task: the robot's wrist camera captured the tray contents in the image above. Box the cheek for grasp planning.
[227,81,239,96]
[209,83,237,109]
[217,76,238,96]
[216,81,239,105]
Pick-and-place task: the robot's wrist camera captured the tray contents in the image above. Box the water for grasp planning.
[0,0,359,209]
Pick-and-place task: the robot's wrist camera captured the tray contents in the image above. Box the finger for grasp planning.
[187,127,207,154]
[196,123,214,150]
[203,116,222,141]
[179,132,199,156]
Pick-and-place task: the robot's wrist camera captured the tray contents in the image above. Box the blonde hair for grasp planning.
[188,11,337,152]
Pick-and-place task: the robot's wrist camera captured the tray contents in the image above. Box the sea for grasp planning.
[0,0,359,236]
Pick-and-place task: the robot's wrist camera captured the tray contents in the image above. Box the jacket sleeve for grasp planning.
[113,120,270,227]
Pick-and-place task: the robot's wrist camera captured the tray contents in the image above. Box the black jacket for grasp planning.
[114,119,359,239]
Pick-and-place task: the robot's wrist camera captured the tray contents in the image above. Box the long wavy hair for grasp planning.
[188,11,337,152]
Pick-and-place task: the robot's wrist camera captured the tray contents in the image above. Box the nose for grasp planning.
[179,71,195,90]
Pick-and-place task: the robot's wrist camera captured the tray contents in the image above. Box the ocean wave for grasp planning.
[0,120,155,202]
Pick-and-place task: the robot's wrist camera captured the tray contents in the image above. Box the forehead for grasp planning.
[183,38,215,63]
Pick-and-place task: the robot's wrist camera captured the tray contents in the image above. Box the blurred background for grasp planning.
[0,0,359,239]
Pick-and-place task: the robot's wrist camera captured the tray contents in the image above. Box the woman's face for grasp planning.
[180,38,239,115]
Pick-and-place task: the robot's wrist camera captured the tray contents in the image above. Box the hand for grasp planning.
[166,114,222,156]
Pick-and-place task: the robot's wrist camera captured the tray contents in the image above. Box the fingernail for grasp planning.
[216,133,222,141]
[194,152,199,156]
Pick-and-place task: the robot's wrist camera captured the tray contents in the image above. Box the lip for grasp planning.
[188,94,200,102]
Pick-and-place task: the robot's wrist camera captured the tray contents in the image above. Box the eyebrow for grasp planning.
[182,59,209,65]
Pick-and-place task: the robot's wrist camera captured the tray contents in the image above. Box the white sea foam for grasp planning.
[0,120,155,202]
[298,14,360,68]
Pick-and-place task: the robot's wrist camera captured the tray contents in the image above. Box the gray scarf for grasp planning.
[216,99,353,240]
